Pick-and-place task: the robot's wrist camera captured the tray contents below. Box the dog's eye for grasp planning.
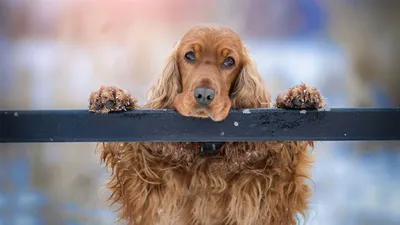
[185,51,196,62]
[222,57,235,68]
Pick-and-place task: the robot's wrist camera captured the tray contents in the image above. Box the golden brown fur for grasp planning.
[89,25,326,225]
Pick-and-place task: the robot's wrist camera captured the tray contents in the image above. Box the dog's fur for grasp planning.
[89,25,326,225]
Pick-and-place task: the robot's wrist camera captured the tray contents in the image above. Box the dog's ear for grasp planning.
[147,40,182,108]
[230,45,271,108]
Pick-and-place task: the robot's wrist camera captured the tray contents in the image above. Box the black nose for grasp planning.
[194,87,215,106]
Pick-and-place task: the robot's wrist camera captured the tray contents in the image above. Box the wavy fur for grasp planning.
[97,25,320,225]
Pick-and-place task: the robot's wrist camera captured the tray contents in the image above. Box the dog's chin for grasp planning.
[176,108,228,122]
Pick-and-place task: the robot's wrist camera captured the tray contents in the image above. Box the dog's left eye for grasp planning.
[185,51,196,62]
[222,57,235,68]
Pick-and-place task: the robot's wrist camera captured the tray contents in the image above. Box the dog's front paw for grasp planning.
[275,84,326,109]
[89,86,137,113]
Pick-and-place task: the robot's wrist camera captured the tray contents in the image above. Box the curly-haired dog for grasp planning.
[89,25,326,225]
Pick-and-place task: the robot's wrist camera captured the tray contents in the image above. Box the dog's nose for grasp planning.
[194,87,215,106]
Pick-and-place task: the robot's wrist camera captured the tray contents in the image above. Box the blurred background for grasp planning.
[0,0,399,224]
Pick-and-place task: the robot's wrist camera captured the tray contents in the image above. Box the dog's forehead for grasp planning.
[174,27,243,53]
[182,26,241,41]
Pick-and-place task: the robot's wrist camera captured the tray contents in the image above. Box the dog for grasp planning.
[89,25,326,225]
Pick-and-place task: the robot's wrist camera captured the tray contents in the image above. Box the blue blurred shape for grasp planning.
[12,213,42,225]
[0,192,6,210]
[15,190,49,209]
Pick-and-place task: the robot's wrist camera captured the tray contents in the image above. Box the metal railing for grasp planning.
[1,108,400,143]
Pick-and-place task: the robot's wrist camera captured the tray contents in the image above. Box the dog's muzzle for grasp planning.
[199,142,224,157]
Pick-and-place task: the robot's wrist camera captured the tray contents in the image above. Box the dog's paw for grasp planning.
[275,84,326,109]
[89,86,137,113]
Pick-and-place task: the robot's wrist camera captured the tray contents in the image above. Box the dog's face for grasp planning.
[148,25,270,121]
[173,27,244,121]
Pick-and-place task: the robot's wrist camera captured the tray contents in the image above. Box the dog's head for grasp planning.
[147,25,270,121]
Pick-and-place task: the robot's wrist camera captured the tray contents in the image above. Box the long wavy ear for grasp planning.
[230,45,271,108]
[146,41,182,109]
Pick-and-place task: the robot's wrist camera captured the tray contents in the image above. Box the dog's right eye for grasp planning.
[185,51,196,62]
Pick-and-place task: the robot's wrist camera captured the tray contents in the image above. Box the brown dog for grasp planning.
[89,25,326,225]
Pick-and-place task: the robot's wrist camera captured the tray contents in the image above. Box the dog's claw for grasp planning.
[292,97,302,107]
[105,100,115,109]
[95,103,103,110]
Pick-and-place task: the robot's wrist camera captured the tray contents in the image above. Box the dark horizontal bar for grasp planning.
[0,108,399,143]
